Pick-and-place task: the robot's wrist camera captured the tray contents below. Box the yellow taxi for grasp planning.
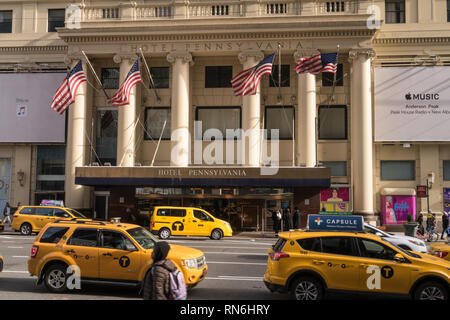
[12,205,89,235]
[0,220,4,232]
[28,219,207,293]
[264,215,450,300]
[150,206,232,240]
[430,242,450,261]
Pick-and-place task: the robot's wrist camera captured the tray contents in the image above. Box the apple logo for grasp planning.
[405,93,412,100]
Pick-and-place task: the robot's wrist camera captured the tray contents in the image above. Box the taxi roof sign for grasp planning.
[307,214,364,232]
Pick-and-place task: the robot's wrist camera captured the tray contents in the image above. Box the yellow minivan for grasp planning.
[12,205,89,235]
[150,206,233,240]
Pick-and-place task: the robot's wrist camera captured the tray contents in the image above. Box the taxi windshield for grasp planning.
[67,209,87,219]
[127,227,158,249]
[390,242,422,259]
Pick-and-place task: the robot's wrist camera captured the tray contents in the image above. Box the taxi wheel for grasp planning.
[210,229,223,240]
[20,223,32,236]
[290,276,324,301]
[44,264,68,293]
[158,228,171,240]
[414,281,448,300]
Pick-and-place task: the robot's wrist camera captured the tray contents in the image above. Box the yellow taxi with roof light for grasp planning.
[27,219,207,293]
[264,215,450,300]
[429,242,450,261]
[150,206,232,240]
[12,205,90,235]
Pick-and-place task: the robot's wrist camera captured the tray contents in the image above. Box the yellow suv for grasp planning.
[264,215,450,300]
[150,206,232,240]
[12,206,89,235]
[28,220,207,294]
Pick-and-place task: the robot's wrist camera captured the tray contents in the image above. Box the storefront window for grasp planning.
[265,106,294,140]
[150,67,169,89]
[195,107,241,140]
[101,68,120,89]
[381,161,415,180]
[205,66,233,88]
[144,107,171,140]
[322,161,347,177]
[318,105,347,140]
[36,145,65,192]
[96,109,117,165]
[444,160,450,180]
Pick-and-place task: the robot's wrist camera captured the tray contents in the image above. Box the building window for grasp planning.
[269,65,290,87]
[48,9,65,32]
[212,5,229,15]
[0,11,12,33]
[150,67,169,89]
[264,106,294,140]
[205,66,232,88]
[443,161,450,180]
[155,7,172,17]
[144,107,171,140]
[448,0,450,22]
[102,8,119,19]
[318,105,347,140]
[322,161,347,177]
[326,2,346,13]
[36,146,65,192]
[101,68,120,89]
[322,64,343,87]
[380,161,415,181]
[96,109,117,165]
[385,0,405,24]
[195,107,241,140]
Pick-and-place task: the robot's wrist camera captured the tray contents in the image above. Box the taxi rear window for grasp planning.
[273,238,286,252]
[19,207,35,215]
[40,227,69,244]
[297,237,321,252]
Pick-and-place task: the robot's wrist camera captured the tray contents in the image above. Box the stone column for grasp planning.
[238,50,264,167]
[349,49,376,222]
[294,51,317,167]
[167,51,192,166]
[64,56,88,209]
[114,54,138,167]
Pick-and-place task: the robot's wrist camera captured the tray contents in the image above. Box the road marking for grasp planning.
[1,270,28,274]
[203,251,267,256]
[7,246,24,249]
[168,240,275,246]
[207,261,266,266]
[183,246,269,250]
[205,276,264,282]
[12,256,29,258]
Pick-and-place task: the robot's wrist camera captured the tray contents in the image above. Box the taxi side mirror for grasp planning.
[394,253,406,263]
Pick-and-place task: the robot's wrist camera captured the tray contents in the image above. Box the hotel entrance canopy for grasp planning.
[75,166,331,188]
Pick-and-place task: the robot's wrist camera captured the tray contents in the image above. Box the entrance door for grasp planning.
[94,192,109,220]
[0,158,11,216]
[242,206,258,230]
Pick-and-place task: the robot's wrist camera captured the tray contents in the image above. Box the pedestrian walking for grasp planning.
[441,211,449,240]
[272,209,282,235]
[143,241,179,300]
[426,211,435,233]
[293,207,300,229]
[282,207,293,231]
[2,202,11,225]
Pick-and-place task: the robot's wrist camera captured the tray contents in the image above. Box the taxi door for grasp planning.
[170,208,190,235]
[34,207,56,229]
[63,228,100,279]
[317,237,360,291]
[98,229,142,281]
[355,238,412,295]
[192,209,214,236]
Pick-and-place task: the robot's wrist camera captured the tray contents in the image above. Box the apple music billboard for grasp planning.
[0,73,66,143]
[374,67,450,142]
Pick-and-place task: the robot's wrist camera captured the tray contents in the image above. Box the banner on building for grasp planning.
[374,66,450,142]
[320,186,350,213]
[381,194,416,225]
[0,73,67,143]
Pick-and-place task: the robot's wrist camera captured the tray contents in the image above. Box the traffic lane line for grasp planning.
[203,251,267,256]
[204,276,264,281]
[206,261,266,266]
[168,239,276,246]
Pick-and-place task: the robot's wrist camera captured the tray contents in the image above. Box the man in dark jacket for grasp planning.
[143,241,178,300]
[293,207,300,230]
[282,207,293,231]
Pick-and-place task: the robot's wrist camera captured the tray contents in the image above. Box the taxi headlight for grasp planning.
[183,258,198,269]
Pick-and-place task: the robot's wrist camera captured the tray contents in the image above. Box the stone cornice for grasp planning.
[0,45,68,54]
[373,37,450,46]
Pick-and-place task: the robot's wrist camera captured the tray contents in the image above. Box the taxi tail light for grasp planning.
[13,215,18,218]
[434,251,448,258]
[151,221,155,228]
[30,246,39,258]
[269,252,290,261]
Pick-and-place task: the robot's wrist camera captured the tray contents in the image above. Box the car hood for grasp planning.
[429,243,450,251]
[410,252,450,267]
[167,244,205,260]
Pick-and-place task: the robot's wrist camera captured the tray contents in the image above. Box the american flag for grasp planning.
[231,54,275,96]
[51,60,87,115]
[295,53,338,75]
[109,59,142,106]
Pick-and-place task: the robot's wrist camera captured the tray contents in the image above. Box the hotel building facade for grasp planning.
[1,0,450,231]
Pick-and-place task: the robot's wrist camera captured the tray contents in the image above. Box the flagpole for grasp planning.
[151,120,167,167]
[330,45,340,102]
[139,48,161,104]
[277,42,282,103]
[81,50,110,100]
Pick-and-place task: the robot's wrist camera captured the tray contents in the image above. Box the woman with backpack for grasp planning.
[143,241,185,300]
